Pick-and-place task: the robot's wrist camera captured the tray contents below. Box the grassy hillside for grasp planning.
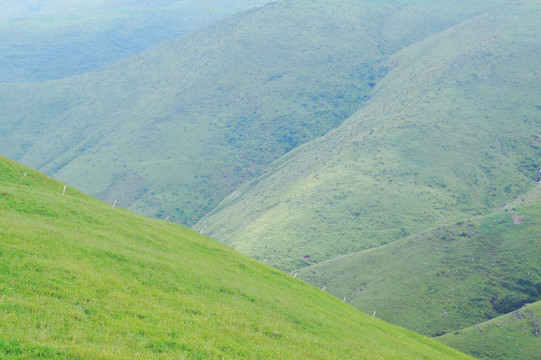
[0,0,271,82]
[296,184,541,337]
[0,0,507,226]
[438,301,541,360]
[0,155,473,359]
[196,0,541,271]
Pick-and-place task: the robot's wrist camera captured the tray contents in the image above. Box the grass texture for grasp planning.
[438,301,541,360]
[0,155,473,359]
[297,184,541,338]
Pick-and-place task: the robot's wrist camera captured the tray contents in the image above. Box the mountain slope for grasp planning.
[438,301,541,360]
[196,0,541,271]
[296,184,541,337]
[0,0,508,225]
[0,155,473,359]
[0,0,271,82]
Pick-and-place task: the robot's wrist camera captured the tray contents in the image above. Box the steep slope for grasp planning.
[0,0,508,225]
[438,301,541,360]
[196,0,541,271]
[0,0,271,82]
[0,155,473,359]
[296,184,541,337]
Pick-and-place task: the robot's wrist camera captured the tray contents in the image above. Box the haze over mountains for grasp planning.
[0,0,508,225]
[0,0,271,82]
[1,0,540,358]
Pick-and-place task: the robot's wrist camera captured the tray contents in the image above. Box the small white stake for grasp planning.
[20,173,27,183]
[373,311,376,318]
[322,286,326,291]
[164,216,169,222]
[62,185,66,195]
[112,200,117,208]
[293,272,298,278]
[343,297,347,302]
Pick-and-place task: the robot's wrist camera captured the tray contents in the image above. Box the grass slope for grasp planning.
[0,155,473,359]
[0,0,271,82]
[0,0,507,226]
[197,0,541,271]
[438,301,541,360]
[296,184,541,337]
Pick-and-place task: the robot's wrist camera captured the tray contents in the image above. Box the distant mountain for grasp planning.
[0,0,271,82]
[196,0,541,271]
[0,155,473,359]
[0,0,507,226]
[438,301,541,360]
[297,184,541,337]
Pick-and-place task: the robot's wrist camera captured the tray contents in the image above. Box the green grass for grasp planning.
[0,0,507,226]
[296,184,541,337]
[197,0,541,272]
[438,301,541,360]
[0,155,473,359]
[0,0,271,82]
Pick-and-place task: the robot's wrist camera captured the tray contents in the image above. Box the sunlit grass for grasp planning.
[0,156,473,358]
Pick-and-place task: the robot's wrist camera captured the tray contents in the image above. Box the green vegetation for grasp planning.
[197,0,541,272]
[0,0,507,226]
[438,301,541,360]
[0,155,473,359]
[2,1,540,357]
[296,184,541,337]
[0,0,271,82]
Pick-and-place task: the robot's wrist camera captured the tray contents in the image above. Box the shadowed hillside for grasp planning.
[0,0,507,225]
[438,301,541,360]
[297,184,541,337]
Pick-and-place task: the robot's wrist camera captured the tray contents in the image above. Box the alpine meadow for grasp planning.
[1,0,540,359]
[0,156,473,359]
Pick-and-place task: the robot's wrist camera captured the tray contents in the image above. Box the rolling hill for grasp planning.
[0,155,474,359]
[196,0,541,272]
[0,0,271,82]
[296,184,541,337]
[438,301,541,360]
[0,0,508,226]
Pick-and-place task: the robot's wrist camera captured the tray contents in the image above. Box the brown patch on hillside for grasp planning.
[506,210,530,225]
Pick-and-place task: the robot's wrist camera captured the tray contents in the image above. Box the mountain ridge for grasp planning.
[196,0,540,271]
[0,0,508,225]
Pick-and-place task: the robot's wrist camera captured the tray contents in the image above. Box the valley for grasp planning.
[1,0,540,358]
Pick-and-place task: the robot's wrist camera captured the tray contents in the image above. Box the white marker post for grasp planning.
[62,185,67,195]
[373,311,376,318]
[112,200,117,208]
[164,216,169,222]
[20,172,27,183]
